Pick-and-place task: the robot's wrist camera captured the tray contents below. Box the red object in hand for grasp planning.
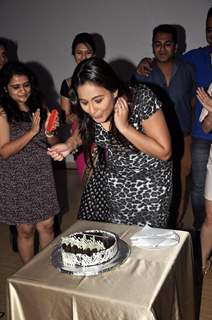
[46,109,59,133]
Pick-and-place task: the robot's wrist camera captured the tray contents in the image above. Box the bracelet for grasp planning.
[67,137,79,154]
[45,130,54,138]
[72,148,79,155]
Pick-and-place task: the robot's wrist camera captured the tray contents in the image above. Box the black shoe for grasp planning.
[9,225,18,252]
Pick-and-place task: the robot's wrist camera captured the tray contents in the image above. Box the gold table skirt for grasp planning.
[7,220,195,320]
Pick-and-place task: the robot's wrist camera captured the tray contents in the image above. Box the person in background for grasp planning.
[197,84,212,275]
[135,7,212,230]
[184,7,212,231]
[48,58,172,228]
[59,34,110,221]
[0,37,9,320]
[0,39,8,71]
[0,38,19,252]
[0,62,60,264]
[60,32,96,180]
[132,24,196,228]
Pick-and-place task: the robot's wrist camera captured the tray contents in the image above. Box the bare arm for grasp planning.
[114,98,171,161]
[196,87,212,133]
[191,97,196,109]
[47,128,82,161]
[196,87,212,112]
[0,109,40,159]
[44,111,59,145]
[136,58,153,77]
[46,135,59,146]
[61,96,71,117]
[60,96,77,124]
[202,112,212,133]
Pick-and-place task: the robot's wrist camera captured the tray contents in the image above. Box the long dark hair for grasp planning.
[69,57,130,162]
[0,62,45,123]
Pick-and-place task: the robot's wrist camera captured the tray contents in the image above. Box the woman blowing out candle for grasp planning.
[48,57,172,227]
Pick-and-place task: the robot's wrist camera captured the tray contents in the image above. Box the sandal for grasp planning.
[202,259,211,276]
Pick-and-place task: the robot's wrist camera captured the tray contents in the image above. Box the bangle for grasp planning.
[68,137,79,154]
[72,148,79,155]
[45,130,54,138]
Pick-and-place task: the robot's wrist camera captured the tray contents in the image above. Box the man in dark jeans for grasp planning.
[135,7,212,230]
[183,7,212,230]
[133,24,196,228]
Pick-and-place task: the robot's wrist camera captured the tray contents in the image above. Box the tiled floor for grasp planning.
[0,168,211,319]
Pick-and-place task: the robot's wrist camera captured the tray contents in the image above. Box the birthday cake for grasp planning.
[61,230,118,267]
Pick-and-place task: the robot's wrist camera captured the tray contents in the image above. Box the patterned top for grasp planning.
[94,83,172,227]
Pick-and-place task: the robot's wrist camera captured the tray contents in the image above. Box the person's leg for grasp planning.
[177,136,192,226]
[191,139,211,230]
[200,199,212,273]
[36,216,54,249]
[16,224,35,264]
[9,225,18,252]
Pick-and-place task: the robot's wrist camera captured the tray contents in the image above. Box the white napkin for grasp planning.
[130,224,180,248]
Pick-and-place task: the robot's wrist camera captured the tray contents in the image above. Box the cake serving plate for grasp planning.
[51,239,130,276]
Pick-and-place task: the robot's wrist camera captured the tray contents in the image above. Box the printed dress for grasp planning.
[78,147,110,222]
[0,118,60,225]
[80,84,172,227]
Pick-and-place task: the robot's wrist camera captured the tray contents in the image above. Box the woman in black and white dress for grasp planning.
[48,58,172,227]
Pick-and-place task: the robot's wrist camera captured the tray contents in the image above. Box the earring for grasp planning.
[113,90,118,98]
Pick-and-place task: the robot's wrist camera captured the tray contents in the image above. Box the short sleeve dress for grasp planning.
[0,116,60,225]
[60,78,71,98]
[80,83,172,228]
[60,77,88,178]
[78,147,110,222]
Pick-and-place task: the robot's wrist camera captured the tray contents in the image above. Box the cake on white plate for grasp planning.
[61,230,118,267]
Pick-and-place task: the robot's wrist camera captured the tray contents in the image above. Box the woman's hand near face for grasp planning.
[114,97,130,134]
[115,105,171,161]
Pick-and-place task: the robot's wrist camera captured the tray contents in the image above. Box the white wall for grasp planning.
[0,0,211,102]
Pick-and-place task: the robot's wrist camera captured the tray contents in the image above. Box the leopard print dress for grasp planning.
[79,83,172,227]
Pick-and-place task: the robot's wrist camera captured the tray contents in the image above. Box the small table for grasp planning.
[7,220,195,320]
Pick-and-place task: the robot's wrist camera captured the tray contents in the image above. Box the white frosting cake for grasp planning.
[61,230,118,267]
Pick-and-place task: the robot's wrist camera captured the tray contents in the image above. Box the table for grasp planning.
[7,220,195,320]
